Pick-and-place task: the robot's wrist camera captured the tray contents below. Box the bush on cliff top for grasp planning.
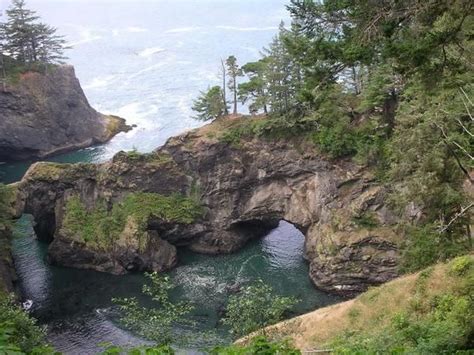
[62,192,202,250]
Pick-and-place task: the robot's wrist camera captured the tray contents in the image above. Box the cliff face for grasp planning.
[0,65,130,162]
[15,118,400,295]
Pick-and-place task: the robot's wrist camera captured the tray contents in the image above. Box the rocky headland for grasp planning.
[0,65,131,162]
[13,117,400,296]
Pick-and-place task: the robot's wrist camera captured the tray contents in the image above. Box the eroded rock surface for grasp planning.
[0,65,131,161]
[15,118,400,295]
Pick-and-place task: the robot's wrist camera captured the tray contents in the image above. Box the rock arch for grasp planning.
[13,128,400,295]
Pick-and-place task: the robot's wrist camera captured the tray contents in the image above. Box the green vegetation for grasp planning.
[222,279,298,338]
[62,192,202,250]
[0,183,11,227]
[197,0,473,272]
[328,256,474,354]
[0,0,67,64]
[113,272,194,346]
[352,211,379,230]
[0,294,55,354]
[210,336,300,355]
[101,336,299,355]
[192,86,229,121]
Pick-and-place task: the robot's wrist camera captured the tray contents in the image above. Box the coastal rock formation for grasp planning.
[0,65,131,162]
[15,118,400,295]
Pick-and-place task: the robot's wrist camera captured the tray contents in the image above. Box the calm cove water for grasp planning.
[1,1,341,353]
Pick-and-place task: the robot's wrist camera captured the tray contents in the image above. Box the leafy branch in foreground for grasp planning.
[113,273,194,346]
[222,279,298,338]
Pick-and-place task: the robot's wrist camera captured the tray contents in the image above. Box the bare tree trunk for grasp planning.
[233,73,237,115]
[221,59,228,115]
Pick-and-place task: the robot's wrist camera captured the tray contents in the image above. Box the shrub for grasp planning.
[113,273,194,346]
[222,279,298,338]
[401,224,469,273]
[311,122,357,158]
[0,294,54,354]
[210,336,300,355]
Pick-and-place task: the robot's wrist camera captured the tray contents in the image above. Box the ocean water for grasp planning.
[1,1,341,353]
[0,0,291,181]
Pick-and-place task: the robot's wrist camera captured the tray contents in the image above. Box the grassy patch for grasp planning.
[262,256,474,353]
[62,192,202,250]
[351,212,379,229]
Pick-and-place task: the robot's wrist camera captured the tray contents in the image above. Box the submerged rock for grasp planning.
[15,117,401,295]
[0,65,131,162]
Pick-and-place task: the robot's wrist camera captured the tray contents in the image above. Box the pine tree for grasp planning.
[263,23,296,114]
[192,86,228,121]
[238,58,270,114]
[226,55,242,115]
[2,0,67,65]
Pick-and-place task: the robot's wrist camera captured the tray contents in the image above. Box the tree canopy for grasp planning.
[0,0,68,66]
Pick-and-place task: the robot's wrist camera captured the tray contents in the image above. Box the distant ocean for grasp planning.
[4,0,290,161]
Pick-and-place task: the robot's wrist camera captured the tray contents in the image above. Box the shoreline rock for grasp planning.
[14,117,401,295]
[0,65,131,162]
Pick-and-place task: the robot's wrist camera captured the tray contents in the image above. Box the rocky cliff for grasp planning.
[14,118,400,295]
[0,65,130,162]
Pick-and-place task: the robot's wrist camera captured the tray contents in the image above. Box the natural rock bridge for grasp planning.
[12,119,399,295]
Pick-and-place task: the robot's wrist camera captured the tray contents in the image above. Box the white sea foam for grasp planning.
[165,26,201,34]
[112,26,148,36]
[215,25,278,32]
[68,28,103,46]
[83,75,117,89]
[136,47,165,58]
[126,26,148,33]
[129,62,168,79]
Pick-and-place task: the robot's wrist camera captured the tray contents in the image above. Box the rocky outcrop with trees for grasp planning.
[0,0,130,161]
[14,118,399,295]
[0,64,130,161]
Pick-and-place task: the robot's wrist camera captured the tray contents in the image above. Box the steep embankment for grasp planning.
[245,255,474,353]
[0,65,130,161]
[15,117,399,295]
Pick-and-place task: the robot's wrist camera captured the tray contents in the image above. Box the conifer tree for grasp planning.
[192,86,228,121]
[238,58,270,114]
[226,55,242,115]
[2,0,67,65]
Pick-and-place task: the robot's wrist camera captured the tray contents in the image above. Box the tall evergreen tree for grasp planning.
[2,0,67,65]
[263,23,298,114]
[226,55,242,115]
[238,58,270,114]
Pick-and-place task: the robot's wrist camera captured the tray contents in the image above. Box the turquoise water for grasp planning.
[13,216,340,353]
[3,1,341,353]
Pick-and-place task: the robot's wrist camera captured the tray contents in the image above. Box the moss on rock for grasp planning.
[61,192,203,251]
